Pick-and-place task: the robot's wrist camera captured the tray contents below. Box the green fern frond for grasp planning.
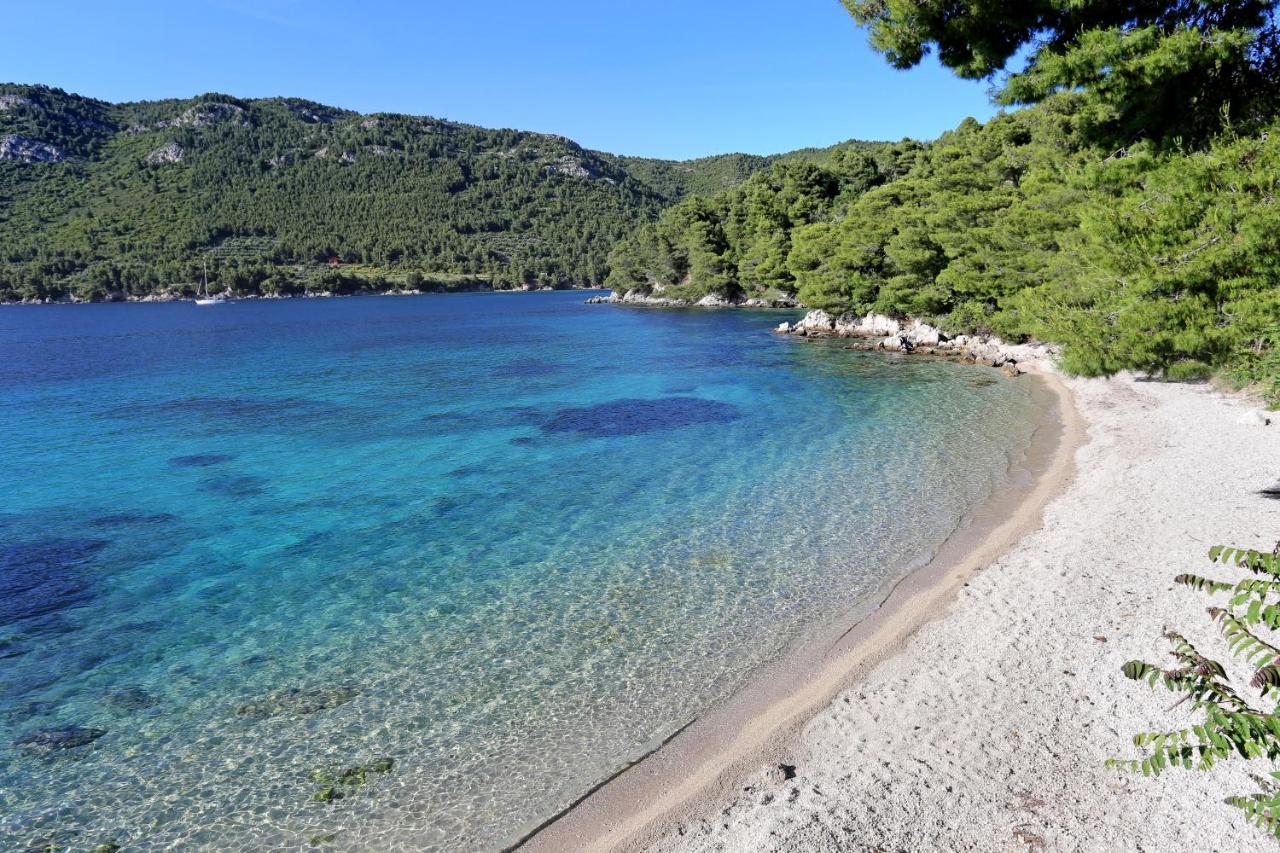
[1226,794,1280,836]
[1117,541,1280,839]
[1175,573,1235,593]
[1210,546,1280,577]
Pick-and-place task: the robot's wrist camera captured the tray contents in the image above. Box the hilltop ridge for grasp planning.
[0,83,881,301]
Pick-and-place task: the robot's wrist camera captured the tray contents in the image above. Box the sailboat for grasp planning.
[195,257,226,305]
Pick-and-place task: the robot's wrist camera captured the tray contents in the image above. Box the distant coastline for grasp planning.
[1,283,605,306]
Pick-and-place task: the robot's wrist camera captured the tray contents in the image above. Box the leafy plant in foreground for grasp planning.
[1110,544,1280,836]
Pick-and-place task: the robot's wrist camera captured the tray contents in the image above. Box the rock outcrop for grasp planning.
[776,309,1062,374]
[0,94,32,111]
[287,103,335,124]
[546,156,597,179]
[0,134,64,163]
[586,289,691,307]
[314,147,356,163]
[159,102,249,129]
[587,290,802,309]
[695,293,737,308]
[145,142,183,165]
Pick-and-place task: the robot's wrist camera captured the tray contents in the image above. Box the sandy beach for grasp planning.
[524,370,1279,852]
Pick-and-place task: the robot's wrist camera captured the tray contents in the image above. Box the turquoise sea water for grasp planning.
[0,292,1044,851]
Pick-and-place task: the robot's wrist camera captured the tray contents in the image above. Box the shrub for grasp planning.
[1111,544,1280,836]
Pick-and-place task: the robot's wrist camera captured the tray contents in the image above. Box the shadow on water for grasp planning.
[537,397,740,438]
[99,396,369,439]
[0,538,107,636]
[421,395,742,442]
[198,474,269,498]
[89,511,178,528]
[169,453,235,468]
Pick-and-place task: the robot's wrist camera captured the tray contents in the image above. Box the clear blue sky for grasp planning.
[6,1,998,160]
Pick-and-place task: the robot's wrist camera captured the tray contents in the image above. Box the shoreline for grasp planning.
[0,285,608,307]
[517,366,1083,852]
[645,375,1276,851]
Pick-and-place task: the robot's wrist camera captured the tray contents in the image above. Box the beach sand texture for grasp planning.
[642,375,1277,852]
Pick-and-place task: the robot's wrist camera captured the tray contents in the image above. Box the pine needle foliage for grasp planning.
[1111,543,1280,837]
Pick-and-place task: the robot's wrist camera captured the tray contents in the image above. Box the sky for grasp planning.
[4,1,1000,160]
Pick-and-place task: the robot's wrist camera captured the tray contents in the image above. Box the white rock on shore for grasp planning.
[695,293,736,308]
[589,290,800,309]
[617,290,690,307]
[777,309,1062,373]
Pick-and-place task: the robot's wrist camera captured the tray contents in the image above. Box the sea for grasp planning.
[0,291,1045,851]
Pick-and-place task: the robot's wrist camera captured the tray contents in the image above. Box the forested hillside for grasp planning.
[608,0,1280,401]
[0,85,847,301]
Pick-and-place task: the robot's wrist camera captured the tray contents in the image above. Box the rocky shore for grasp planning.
[585,290,801,309]
[776,309,1061,376]
[4,283,587,306]
[587,296,1058,376]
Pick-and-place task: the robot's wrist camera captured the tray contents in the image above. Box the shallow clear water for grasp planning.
[0,293,1043,851]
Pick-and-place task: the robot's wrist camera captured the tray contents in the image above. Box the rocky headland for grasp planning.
[587,293,1059,376]
[776,309,1061,376]
[585,289,801,309]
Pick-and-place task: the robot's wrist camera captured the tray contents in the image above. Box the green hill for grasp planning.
[0,84,863,301]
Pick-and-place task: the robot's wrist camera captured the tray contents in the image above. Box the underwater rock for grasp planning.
[235,686,359,718]
[21,832,80,853]
[312,785,342,803]
[539,397,739,437]
[12,725,106,753]
[199,474,268,498]
[337,766,369,786]
[102,685,156,711]
[1,538,106,630]
[307,756,395,807]
[90,511,178,528]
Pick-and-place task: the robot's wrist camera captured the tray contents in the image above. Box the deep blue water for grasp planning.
[0,292,1042,851]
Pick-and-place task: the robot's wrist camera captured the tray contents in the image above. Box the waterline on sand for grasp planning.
[518,368,1080,852]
